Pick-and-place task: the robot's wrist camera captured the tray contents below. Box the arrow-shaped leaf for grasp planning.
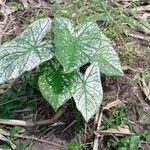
[0,18,53,84]
[73,63,103,122]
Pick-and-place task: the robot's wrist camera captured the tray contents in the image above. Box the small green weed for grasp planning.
[67,139,80,150]
[106,132,150,150]
[101,105,128,130]
[106,134,140,150]
[7,1,24,11]
[101,105,150,149]
[122,41,139,65]
[0,84,37,119]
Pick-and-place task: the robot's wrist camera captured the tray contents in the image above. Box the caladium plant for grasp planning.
[0,16,124,122]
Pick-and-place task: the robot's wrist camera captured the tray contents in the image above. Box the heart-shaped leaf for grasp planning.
[92,33,124,76]
[38,58,79,111]
[73,63,103,122]
[54,17,101,73]
[0,18,53,84]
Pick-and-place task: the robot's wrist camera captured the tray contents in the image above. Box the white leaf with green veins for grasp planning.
[54,17,101,73]
[73,63,103,122]
[0,18,53,84]
[38,58,79,111]
[92,33,124,76]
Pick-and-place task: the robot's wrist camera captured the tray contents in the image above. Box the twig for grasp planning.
[139,27,150,35]
[0,129,63,148]
[0,132,16,149]
[132,5,150,12]
[29,123,64,148]
[61,120,76,133]
[16,134,63,147]
[103,100,122,110]
[84,123,88,144]
[122,66,143,73]
[0,105,67,127]
[93,109,103,150]
[12,107,33,113]
[129,32,150,41]
[94,126,133,136]
[139,78,150,101]
[93,111,100,130]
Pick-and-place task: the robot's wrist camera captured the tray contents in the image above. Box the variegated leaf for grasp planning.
[92,33,124,76]
[73,63,103,122]
[0,18,53,84]
[38,58,79,111]
[54,17,101,73]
